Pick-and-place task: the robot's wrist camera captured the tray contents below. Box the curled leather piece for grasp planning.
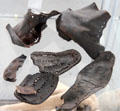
[14,72,59,104]
[56,2,111,59]
[56,51,115,110]
[3,55,26,82]
[31,49,81,75]
[6,9,60,47]
[16,86,36,95]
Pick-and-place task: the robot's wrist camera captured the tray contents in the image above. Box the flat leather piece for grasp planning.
[31,49,81,75]
[56,3,111,59]
[6,9,60,47]
[56,51,115,110]
[3,55,26,82]
[14,72,59,104]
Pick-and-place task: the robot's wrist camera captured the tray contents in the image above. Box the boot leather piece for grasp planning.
[31,49,81,76]
[57,51,115,110]
[3,55,26,82]
[6,9,60,47]
[14,72,58,104]
[56,3,111,59]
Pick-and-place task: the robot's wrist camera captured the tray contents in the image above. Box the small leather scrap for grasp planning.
[3,55,26,82]
[56,3,111,59]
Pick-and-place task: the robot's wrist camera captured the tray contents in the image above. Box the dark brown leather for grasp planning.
[31,49,81,75]
[56,3,111,59]
[14,72,59,104]
[56,51,115,110]
[6,9,60,47]
[3,55,26,82]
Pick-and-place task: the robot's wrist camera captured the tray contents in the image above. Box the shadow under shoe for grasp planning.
[56,2,111,59]
[6,9,60,48]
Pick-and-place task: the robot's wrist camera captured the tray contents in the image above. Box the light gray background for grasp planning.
[0,0,102,15]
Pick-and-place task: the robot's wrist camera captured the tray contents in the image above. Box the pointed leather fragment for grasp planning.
[3,55,26,82]
[31,49,81,76]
